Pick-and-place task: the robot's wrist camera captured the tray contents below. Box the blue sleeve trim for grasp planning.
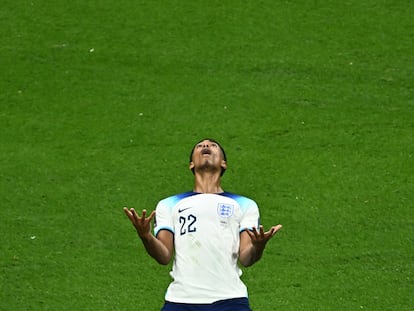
[240,227,252,233]
[155,227,174,237]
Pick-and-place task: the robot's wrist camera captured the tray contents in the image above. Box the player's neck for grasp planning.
[193,172,224,194]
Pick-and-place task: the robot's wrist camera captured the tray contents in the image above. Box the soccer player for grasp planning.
[124,139,282,311]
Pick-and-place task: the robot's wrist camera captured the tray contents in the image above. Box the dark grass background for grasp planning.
[1,1,413,310]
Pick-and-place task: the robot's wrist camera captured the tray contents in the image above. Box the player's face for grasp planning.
[189,140,227,174]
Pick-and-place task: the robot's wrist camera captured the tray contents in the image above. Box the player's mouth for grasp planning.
[201,148,211,156]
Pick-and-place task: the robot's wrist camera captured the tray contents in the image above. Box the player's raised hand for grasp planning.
[246,224,282,248]
[123,208,156,239]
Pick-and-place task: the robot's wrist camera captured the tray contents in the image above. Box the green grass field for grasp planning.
[1,1,413,310]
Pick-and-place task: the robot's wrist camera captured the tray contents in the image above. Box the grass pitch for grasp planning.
[1,1,413,310]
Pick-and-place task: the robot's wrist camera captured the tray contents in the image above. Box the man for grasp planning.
[124,139,282,310]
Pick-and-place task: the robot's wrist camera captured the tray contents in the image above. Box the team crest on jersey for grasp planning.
[217,203,234,218]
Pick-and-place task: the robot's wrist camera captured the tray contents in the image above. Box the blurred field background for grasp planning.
[1,0,413,310]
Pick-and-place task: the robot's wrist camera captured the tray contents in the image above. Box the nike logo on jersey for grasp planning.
[178,206,194,213]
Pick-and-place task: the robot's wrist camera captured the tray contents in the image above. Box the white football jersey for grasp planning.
[154,191,260,304]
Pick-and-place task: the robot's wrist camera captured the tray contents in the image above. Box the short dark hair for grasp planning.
[189,138,227,176]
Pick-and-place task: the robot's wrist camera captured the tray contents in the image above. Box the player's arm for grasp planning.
[124,208,173,265]
[239,225,282,267]
[140,229,173,265]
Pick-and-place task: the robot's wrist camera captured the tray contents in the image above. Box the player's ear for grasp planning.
[221,160,227,171]
[189,161,195,171]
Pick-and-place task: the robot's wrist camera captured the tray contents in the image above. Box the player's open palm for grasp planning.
[247,225,282,248]
[124,208,155,239]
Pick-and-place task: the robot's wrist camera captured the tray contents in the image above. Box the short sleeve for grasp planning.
[154,198,174,237]
[239,198,260,232]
